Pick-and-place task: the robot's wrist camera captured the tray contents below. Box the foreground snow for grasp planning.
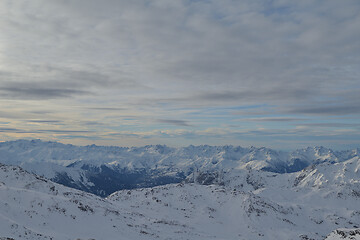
[1,156,359,240]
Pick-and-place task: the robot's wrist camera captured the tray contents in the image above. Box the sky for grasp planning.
[0,0,359,150]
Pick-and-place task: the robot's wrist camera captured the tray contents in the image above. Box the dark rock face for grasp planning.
[184,170,225,186]
[196,171,224,185]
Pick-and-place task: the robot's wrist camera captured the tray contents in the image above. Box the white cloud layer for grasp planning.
[0,0,359,148]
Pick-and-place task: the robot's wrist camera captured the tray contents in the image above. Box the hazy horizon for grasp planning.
[2,138,360,152]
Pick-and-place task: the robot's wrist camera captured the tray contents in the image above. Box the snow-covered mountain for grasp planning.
[0,139,359,197]
[0,163,154,240]
[324,229,360,240]
[0,156,359,240]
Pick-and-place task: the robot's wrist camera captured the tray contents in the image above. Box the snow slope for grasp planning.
[0,163,153,240]
[1,157,359,240]
[108,157,360,240]
[324,229,360,240]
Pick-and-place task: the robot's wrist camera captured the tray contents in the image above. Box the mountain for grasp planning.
[0,163,151,240]
[324,229,360,240]
[0,156,359,240]
[0,139,359,197]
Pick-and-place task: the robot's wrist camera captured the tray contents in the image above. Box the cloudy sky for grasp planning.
[0,0,359,149]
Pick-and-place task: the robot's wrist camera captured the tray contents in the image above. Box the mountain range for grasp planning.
[0,139,359,239]
[0,139,358,197]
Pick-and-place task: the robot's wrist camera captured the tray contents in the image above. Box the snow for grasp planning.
[0,157,359,239]
[0,140,359,194]
[0,164,151,240]
[324,229,360,239]
[0,140,359,239]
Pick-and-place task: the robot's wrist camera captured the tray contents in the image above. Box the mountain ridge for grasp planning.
[0,139,359,197]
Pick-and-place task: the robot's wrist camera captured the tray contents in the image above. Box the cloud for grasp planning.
[0,127,20,132]
[0,0,359,148]
[0,65,116,100]
[157,119,192,127]
[0,111,29,119]
[286,105,360,116]
[148,86,318,107]
[299,123,360,128]
[1,0,359,103]
[28,120,63,123]
[0,85,90,100]
[0,127,92,134]
[36,129,92,134]
[88,107,125,111]
[81,121,105,126]
[240,117,306,122]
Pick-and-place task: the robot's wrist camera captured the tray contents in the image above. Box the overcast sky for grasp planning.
[0,0,359,149]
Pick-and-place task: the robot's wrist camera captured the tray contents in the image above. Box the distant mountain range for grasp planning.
[0,139,359,197]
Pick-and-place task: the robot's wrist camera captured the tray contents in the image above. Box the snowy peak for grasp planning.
[0,140,359,197]
[293,157,360,188]
[1,140,357,171]
[291,146,338,164]
[324,229,360,240]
